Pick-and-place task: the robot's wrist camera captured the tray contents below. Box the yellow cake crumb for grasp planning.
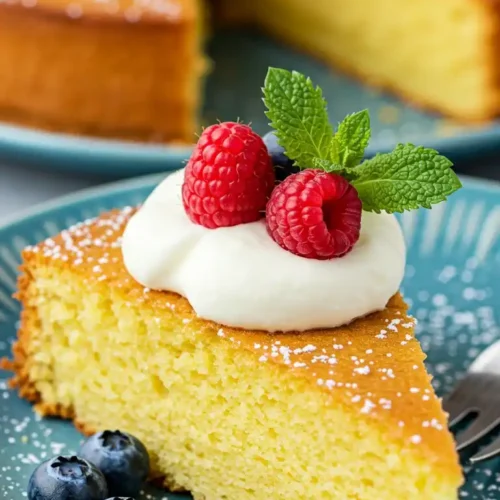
[3,208,462,500]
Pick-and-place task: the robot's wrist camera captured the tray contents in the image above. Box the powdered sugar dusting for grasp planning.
[33,209,133,283]
[0,0,183,21]
[23,207,455,461]
[217,303,443,441]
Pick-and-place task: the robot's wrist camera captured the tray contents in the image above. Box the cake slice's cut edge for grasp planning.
[215,0,500,121]
[2,208,463,500]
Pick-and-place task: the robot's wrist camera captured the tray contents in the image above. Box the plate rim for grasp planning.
[0,122,193,161]
[1,118,500,175]
[0,118,496,156]
[1,172,499,235]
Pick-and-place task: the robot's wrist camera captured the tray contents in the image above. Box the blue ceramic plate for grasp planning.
[0,172,499,499]
[2,29,500,177]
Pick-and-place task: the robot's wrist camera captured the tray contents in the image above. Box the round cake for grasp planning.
[0,0,203,142]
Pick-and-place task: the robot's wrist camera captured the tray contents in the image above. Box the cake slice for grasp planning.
[6,68,464,499]
[5,207,462,499]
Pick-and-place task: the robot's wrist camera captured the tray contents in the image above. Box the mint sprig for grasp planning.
[262,67,461,213]
[351,144,462,213]
[263,68,333,169]
[327,137,341,165]
[312,158,360,182]
[335,110,371,168]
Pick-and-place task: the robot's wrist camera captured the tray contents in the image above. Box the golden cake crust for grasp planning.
[0,0,202,142]
[2,205,462,487]
[0,0,194,23]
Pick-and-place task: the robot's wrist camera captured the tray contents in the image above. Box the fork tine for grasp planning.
[455,412,500,451]
[470,435,500,463]
[442,379,478,426]
[443,399,475,427]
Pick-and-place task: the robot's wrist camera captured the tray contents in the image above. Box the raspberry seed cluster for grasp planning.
[266,170,362,259]
[182,122,275,229]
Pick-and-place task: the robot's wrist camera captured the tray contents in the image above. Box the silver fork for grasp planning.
[442,339,500,463]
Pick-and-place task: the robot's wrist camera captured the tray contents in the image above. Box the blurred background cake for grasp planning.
[0,0,205,143]
[0,0,498,144]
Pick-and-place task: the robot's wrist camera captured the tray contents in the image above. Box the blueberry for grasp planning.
[263,131,300,181]
[104,498,136,499]
[28,455,107,500]
[79,430,150,497]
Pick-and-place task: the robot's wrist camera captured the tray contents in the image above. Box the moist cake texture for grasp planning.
[219,0,500,121]
[3,206,462,499]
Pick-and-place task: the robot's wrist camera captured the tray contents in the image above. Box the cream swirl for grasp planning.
[122,169,406,332]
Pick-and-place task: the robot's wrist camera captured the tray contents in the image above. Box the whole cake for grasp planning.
[4,69,464,499]
[0,0,498,142]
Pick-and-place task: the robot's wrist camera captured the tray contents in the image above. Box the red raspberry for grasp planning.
[182,122,275,229]
[266,170,362,259]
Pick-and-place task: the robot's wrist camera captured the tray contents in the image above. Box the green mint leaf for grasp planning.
[263,68,333,169]
[312,158,360,181]
[336,109,371,168]
[328,137,341,164]
[312,158,340,173]
[352,144,462,213]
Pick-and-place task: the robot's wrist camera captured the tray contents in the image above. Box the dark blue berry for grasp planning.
[105,498,135,499]
[263,131,300,181]
[79,430,150,497]
[28,455,107,500]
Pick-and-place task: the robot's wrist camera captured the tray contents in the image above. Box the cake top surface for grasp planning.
[24,207,459,475]
[0,0,194,22]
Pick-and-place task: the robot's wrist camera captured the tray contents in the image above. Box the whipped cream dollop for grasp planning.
[122,169,406,332]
